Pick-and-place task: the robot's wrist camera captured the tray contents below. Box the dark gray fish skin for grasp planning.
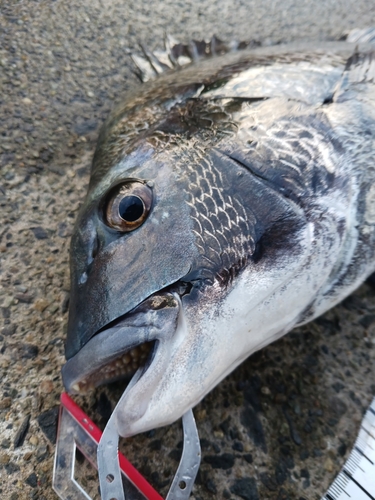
[63,39,375,437]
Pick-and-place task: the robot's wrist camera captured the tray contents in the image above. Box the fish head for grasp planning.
[62,98,318,438]
[65,142,198,359]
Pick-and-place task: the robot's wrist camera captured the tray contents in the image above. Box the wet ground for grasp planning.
[2,1,375,499]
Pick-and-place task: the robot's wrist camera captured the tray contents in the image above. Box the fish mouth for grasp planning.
[65,340,155,394]
[61,290,181,395]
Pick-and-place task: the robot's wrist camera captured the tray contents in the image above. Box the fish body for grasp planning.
[63,38,375,437]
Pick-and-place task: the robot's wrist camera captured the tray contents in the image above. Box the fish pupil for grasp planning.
[118,195,144,222]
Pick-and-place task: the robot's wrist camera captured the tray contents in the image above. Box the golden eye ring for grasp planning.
[104,181,153,232]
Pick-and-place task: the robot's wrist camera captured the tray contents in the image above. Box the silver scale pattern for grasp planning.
[177,140,257,285]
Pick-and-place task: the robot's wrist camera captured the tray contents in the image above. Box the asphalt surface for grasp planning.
[2,1,375,499]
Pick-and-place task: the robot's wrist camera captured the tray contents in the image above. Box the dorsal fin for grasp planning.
[345,27,375,45]
[131,34,260,82]
[131,28,375,83]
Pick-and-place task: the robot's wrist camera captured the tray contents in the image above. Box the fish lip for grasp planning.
[61,290,181,394]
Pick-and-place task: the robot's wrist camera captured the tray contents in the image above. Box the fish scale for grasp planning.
[182,147,255,284]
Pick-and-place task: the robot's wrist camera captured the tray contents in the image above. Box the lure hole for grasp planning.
[91,234,99,260]
[179,480,187,490]
[106,474,115,483]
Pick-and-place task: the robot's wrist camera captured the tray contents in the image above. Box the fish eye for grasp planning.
[104,181,153,232]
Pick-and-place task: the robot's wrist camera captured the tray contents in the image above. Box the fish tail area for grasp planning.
[345,27,375,46]
[131,34,260,82]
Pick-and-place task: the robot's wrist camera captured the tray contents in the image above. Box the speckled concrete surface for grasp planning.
[2,1,375,499]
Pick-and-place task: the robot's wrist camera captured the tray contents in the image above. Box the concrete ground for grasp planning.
[2,1,375,499]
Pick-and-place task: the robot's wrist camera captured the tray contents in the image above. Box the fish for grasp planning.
[62,30,375,439]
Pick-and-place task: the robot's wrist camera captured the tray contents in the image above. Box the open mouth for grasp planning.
[62,291,180,395]
[70,341,155,393]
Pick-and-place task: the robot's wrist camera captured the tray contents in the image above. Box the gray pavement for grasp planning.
[2,1,375,499]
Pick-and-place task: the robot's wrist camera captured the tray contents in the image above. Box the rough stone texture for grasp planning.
[1,1,375,499]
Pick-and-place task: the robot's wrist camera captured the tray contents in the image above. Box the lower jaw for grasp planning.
[70,341,154,394]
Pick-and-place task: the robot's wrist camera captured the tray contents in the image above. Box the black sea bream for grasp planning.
[62,33,375,438]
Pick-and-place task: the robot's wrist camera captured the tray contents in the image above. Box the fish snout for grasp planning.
[62,291,180,394]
